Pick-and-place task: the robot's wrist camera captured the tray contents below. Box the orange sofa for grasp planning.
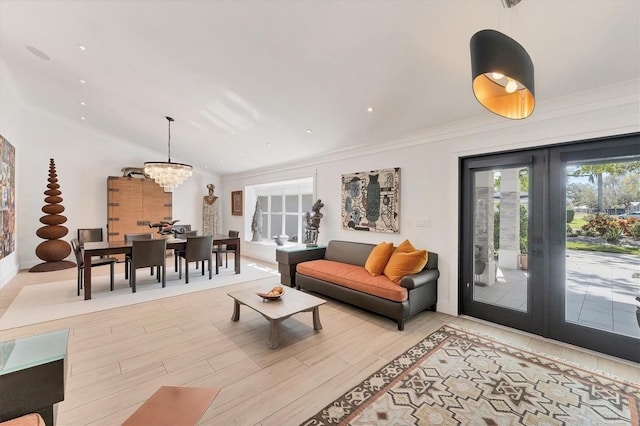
[296,240,439,330]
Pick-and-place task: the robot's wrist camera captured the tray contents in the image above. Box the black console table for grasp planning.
[276,245,326,287]
[0,329,69,426]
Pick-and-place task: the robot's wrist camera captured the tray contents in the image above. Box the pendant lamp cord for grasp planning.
[166,116,174,163]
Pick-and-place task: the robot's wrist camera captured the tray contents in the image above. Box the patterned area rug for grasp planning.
[302,325,640,425]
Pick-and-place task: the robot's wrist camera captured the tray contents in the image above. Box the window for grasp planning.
[247,178,314,243]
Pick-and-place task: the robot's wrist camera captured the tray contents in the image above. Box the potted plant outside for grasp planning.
[519,239,528,271]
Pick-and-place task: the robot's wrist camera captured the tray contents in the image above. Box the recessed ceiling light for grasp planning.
[80,116,86,120]
[25,45,50,61]
[367,107,375,112]
[77,44,86,51]
[220,159,224,163]
[305,129,313,133]
[79,101,86,106]
[79,79,86,84]
[267,143,272,147]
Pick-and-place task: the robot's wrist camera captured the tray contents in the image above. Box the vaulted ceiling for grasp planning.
[1,1,638,174]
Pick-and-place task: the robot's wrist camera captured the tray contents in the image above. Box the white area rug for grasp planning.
[0,259,279,330]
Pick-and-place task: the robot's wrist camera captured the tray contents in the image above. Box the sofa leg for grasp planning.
[397,320,404,331]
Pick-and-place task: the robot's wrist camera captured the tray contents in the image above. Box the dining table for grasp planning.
[82,234,241,300]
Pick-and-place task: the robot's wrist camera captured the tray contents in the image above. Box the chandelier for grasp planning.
[144,116,192,192]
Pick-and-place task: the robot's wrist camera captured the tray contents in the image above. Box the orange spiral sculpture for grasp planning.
[29,159,75,272]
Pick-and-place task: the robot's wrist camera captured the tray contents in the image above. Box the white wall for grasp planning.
[222,79,640,316]
[0,57,26,285]
[0,58,222,287]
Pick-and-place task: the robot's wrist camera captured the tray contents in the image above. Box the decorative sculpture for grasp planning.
[149,220,185,237]
[121,166,150,178]
[304,199,324,247]
[29,159,75,272]
[203,184,220,236]
[251,199,263,241]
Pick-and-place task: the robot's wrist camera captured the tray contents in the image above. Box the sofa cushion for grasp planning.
[297,259,408,302]
[383,246,428,284]
[364,242,394,276]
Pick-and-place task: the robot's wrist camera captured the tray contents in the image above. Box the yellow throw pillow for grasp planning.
[364,242,394,276]
[395,239,417,253]
[383,249,428,284]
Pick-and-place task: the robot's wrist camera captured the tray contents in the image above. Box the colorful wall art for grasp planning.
[341,167,400,233]
[0,135,16,259]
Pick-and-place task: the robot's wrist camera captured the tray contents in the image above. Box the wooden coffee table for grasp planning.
[227,287,326,349]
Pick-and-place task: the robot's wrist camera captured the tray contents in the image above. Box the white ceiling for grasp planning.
[1,0,638,175]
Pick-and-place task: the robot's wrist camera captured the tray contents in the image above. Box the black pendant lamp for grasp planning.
[470,29,534,119]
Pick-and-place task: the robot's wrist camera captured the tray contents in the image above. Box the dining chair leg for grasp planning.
[185,262,189,284]
[208,258,212,279]
[161,265,166,287]
[124,258,129,279]
[110,263,115,291]
[178,256,183,279]
[215,252,220,275]
[77,269,82,296]
[131,269,137,293]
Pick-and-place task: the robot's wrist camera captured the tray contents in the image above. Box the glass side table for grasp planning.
[0,329,69,425]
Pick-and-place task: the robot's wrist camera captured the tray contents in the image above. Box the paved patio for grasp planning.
[473,250,640,339]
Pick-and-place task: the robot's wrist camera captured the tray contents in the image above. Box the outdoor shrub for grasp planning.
[605,226,623,243]
[630,222,640,239]
[582,213,617,236]
[566,209,575,223]
[584,229,598,237]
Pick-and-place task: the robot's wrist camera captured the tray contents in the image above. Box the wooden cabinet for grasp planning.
[107,177,172,243]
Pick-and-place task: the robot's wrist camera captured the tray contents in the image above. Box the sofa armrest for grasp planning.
[399,269,440,290]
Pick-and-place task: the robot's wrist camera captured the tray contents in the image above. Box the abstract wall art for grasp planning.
[341,167,400,233]
[0,135,15,259]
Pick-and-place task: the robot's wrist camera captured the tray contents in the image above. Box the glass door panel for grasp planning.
[472,166,529,312]
[564,158,640,339]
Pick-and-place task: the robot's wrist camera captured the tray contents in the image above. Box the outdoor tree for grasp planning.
[569,162,640,212]
[603,173,640,209]
[567,182,598,209]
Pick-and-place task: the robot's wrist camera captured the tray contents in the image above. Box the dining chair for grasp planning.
[77,228,104,245]
[177,235,213,283]
[174,230,198,272]
[124,233,155,280]
[130,239,167,292]
[212,230,239,274]
[71,238,117,296]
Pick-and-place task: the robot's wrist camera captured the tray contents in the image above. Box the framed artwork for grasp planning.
[0,135,16,259]
[341,167,400,233]
[231,190,243,216]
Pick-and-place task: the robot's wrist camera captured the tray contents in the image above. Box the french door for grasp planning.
[460,134,640,362]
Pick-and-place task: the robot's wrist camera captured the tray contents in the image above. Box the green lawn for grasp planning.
[569,212,588,230]
[566,241,640,255]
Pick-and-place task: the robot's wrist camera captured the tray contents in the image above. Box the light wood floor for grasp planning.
[1,259,639,426]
